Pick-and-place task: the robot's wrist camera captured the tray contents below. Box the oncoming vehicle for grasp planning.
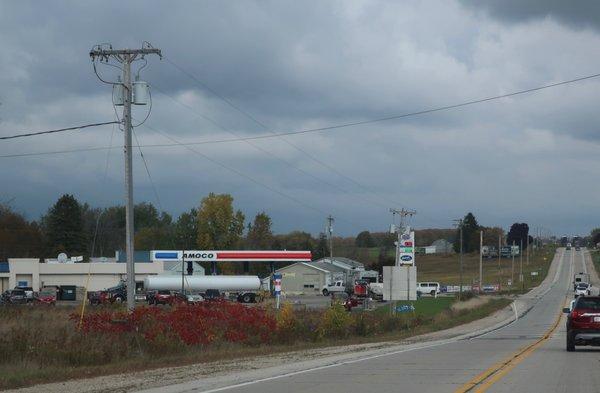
[564,296,600,351]
[416,282,440,296]
[575,283,591,297]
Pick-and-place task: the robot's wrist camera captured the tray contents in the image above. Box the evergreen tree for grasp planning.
[454,212,480,253]
[45,194,87,257]
[174,208,198,249]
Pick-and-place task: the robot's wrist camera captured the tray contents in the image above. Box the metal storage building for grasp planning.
[276,261,347,295]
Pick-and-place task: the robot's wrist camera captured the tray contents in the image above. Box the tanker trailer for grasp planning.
[145,275,261,303]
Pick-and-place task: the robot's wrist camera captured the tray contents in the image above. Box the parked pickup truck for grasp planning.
[322,280,346,296]
[322,280,384,300]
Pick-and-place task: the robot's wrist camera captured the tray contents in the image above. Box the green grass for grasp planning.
[374,297,454,317]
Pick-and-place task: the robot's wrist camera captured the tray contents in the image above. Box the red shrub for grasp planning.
[72,302,277,346]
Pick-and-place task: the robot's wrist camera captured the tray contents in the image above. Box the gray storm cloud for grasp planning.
[1,0,600,236]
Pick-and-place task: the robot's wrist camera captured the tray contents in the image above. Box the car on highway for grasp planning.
[574,283,591,297]
[564,296,600,351]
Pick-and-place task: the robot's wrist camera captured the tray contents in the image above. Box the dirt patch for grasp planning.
[451,296,491,311]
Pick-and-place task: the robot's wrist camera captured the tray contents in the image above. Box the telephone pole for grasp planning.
[390,208,416,266]
[326,215,334,259]
[479,230,483,293]
[453,219,464,300]
[90,44,161,311]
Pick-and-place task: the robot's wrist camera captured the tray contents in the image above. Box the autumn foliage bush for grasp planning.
[74,301,276,346]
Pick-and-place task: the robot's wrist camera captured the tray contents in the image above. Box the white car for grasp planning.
[574,283,591,297]
[186,293,204,304]
[417,282,440,296]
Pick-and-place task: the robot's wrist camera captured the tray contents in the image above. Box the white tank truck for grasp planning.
[145,275,261,303]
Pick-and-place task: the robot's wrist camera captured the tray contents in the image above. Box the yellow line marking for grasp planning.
[454,300,565,393]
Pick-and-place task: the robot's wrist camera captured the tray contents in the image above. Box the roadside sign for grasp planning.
[399,231,415,266]
[395,304,415,313]
[273,273,282,295]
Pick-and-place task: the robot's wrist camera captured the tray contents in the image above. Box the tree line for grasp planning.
[0,193,331,266]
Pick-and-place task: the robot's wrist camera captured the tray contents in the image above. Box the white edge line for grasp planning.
[182,340,453,393]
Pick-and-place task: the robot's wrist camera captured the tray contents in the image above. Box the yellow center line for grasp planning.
[454,300,566,393]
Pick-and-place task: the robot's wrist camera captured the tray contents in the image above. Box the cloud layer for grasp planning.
[1,1,600,237]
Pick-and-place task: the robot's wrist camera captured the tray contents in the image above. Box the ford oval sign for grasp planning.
[400,255,413,262]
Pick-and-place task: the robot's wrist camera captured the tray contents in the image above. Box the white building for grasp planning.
[0,257,165,292]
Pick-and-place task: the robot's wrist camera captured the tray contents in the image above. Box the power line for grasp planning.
[90,124,117,257]
[0,121,120,140]
[165,57,403,208]
[3,72,599,154]
[152,85,391,210]
[132,128,163,212]
[141,122,363,227]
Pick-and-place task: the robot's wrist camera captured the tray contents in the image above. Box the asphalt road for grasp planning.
[144,248,599,393]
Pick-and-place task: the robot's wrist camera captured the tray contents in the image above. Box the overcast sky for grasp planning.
[1,0,600,237]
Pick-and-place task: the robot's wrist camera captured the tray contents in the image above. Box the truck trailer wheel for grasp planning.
[322,289,329,296]
[243,293,255,303]
[113,296,123,304]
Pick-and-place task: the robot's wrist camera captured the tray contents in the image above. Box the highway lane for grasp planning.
[149,247,592,393]
[484,248,600,393]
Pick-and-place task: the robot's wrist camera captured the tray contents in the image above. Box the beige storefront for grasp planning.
[5,258,165,291]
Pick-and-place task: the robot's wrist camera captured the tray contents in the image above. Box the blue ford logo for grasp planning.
[400,255,413,261]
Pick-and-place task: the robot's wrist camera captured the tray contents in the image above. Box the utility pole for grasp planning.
[479,230,483,293]
[511,240,515,287]
[390,208,416,266]
[498,233,502,272]
[520,238,524,290]
[90,44,161,311]
[181,251,185,296]
[526,237,530,266]
[453,219,464,300]
[326,215,334,260]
